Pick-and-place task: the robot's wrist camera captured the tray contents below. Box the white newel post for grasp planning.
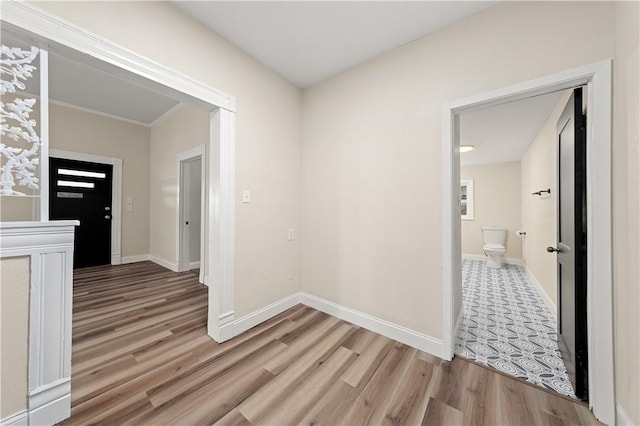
[0,221,78,425]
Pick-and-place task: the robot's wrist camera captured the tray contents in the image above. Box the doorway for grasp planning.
[49,157,113,268]
[442,60,614,424]
[454,89,578,398]
[178,145,206,283]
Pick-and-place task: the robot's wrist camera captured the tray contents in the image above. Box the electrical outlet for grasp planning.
[242,190,251,203]
[288,228,294,241]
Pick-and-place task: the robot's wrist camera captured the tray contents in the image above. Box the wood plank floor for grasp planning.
[60,261,600,425]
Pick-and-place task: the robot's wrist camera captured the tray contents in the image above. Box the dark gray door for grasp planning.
[551,87,588,400]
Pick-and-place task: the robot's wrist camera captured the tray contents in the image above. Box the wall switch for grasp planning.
[242,190,251,203]
[126,205,133,212]
[288,228,295,241]
[126,196,133,204]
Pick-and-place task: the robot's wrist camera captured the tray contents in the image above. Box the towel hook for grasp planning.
[531,188,551,196]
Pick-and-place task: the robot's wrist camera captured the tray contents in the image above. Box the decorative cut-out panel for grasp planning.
[1,44,41,196]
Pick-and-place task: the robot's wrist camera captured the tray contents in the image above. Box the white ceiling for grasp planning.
[459,91,565,167]
[47,53,180,125]
[173,1,497,88]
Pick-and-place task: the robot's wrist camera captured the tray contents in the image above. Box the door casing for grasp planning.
[442,60,613,424]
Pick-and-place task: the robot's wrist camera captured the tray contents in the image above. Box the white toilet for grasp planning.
[482,226,507,268]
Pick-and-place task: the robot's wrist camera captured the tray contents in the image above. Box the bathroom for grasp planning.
[454,89,578,399]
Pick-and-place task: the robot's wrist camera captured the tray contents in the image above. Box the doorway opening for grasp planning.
[178,146,206,284]
[453,87,584,399]
[442,60,614,424]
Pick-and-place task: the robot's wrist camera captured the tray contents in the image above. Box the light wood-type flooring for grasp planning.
[61,261,600,425]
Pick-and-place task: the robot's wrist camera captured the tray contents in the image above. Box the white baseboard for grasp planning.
[149,255,179,272]
[232,293,301,337]
[0,410,28,426]
[111,254,121,265]
[522,263,557,319]
[223,291,445,360]
[189,261,201,270]
[462,253,523,265]
[299,292,445,359]
[616,403,635,426]
[121,254,150,264]
[28,378,71,426]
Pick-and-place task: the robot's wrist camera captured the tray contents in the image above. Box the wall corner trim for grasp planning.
[149,255,179,272]
[0,410,28,426]
[121,254,151,264]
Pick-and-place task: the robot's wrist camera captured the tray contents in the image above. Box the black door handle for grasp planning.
[547,246,561,253]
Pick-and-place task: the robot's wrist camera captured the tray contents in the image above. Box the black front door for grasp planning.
[49,157,113,268]
[553,87,588,401]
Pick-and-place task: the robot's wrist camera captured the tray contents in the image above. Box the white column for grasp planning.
[207,107,236,342]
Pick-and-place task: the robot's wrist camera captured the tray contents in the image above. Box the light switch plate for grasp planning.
[242,190,251,203]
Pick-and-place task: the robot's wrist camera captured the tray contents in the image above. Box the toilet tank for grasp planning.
[482,226,506,245]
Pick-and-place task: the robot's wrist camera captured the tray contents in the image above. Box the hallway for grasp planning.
[60,261,598,425]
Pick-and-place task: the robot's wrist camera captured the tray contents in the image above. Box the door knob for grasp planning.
[104,215,111,220]
[546,246,561,253]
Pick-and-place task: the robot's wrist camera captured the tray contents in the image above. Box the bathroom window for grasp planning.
[460,179,474,220]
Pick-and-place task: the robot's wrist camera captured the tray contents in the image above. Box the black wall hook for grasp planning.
[531,188,551,196]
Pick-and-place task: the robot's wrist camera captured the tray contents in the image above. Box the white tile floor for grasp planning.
[455,259,577,398]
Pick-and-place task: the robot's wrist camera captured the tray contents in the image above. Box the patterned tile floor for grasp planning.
[455,259,577,398]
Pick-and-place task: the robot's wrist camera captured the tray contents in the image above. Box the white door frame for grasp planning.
[442,60,614,424]
[2,1,238,344]
[177,145,206,284]
[49,149,123,265]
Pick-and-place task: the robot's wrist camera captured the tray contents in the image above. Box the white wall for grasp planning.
[149,105,208,270]
[0,256,29,418]
[461,162,521,259]
[301,1,616,338]
[520,91,571,308]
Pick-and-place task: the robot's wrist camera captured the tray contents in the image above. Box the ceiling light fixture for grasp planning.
[459,145,475,153]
